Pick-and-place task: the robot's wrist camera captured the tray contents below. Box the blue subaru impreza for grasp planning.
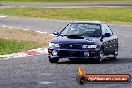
[48,21,118,63]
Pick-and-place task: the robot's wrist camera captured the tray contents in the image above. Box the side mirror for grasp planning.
[100,33,111,42]
[53,32,59,35]
[104,33,111,37]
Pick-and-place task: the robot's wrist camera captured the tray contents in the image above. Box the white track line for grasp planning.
[36,31,47,34]
[8,27,13,29]
[49,34,54,36]
[38,81,54,85]
[23,29,29,30]
[2,26,6,28]
[40,73,52,76]
[0,16,7,18]
[0,48,48,59]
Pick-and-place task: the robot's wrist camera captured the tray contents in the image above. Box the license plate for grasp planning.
[84,52,89,56]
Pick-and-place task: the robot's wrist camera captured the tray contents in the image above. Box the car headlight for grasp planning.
[49,42,60,48]
[82,45,97,48]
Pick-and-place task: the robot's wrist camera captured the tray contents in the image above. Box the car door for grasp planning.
[104,24,115,54]
[101,24,109,55]
[102,24,112,55]
[107,27,118,54]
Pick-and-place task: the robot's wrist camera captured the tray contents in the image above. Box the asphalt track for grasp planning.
[0,3,132,8]
[0,16,132,88]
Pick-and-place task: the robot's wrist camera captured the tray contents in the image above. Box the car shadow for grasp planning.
[103,57,132,64]
[57,58,132,64]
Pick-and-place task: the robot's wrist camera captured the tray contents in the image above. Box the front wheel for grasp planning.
[49,58,59,63]
[94,49,104,64]
[111,50,118,60]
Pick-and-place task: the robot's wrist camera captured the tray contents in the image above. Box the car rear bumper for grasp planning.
[48,48,100,59]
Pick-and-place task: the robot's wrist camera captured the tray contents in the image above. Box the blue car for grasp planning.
[48,21,118,63]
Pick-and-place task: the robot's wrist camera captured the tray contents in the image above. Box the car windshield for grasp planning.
[60,23,102,37]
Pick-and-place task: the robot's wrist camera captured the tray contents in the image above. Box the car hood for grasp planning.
[51,36,101,45]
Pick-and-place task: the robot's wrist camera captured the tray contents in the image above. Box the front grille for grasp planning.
[59,50,81,57]
[60,44,82,49]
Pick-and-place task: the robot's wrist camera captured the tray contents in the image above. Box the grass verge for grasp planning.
[0,27,51,55]
[1,0,132,3]
[0,38,37,55]
[0,8,132,23]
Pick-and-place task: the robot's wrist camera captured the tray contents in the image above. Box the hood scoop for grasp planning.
[67,35,84,39]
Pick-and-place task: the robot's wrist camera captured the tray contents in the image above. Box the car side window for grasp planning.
[102,24,113,36]
[102,24,108,35]
[105,25,113,35]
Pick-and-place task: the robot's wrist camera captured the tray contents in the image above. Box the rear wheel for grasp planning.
[111,44,118,60]
[49,58,59,63]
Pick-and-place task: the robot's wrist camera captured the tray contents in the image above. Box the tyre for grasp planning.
[94,49,104,64]
[111,44,118,60]
[49,58,59,63]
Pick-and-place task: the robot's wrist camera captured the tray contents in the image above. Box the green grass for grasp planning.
[0,27,51,55]
[0,38,38,55]
[1,0,132,3]
[0,8,132,23]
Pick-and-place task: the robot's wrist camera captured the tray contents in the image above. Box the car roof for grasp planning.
[70,21,105,25]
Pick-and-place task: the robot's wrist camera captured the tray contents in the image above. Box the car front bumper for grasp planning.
[48,48,101,59]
